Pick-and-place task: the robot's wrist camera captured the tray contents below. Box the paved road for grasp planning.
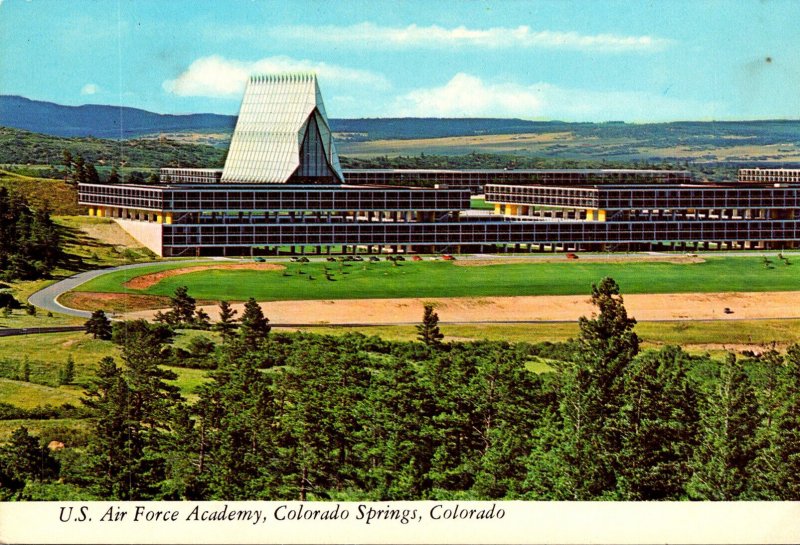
[27,259,226,318]
[0,326,86,337]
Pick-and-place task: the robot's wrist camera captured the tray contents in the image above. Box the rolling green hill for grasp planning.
[0,127,226,169]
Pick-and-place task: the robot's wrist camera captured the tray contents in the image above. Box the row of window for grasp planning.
[160,220,800,247]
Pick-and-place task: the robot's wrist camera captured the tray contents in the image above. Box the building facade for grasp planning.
[78,73,800,256]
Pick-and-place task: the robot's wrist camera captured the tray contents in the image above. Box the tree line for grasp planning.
[0,186,60,280]
[2,278,800,500]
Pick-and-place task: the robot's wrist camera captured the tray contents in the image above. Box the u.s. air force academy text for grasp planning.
[59,503,505,526]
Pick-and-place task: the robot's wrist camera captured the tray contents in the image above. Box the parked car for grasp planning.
[442,254,455,261]
[253,256,265,262]
[412,256,423,262]
[566,253,579,260]
[394,255,406,261]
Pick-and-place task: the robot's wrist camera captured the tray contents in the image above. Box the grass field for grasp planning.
[0,328,219,412]
[73,256,800,302]
[288,318,800,347]
[0,169,82,215]
[0,418,94,443]
[0,378,85,409]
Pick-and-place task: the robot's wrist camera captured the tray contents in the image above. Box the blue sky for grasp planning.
[1,0,799,121]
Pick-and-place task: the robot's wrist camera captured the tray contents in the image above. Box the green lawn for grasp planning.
[0,378,85,409]
[74,256,800,302]
[0,329,216,399]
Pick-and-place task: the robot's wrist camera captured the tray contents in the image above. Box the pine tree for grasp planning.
[551,277,639,499]
[764,344,800,499]
[73,154,87,184]
[85,309,112,340]
[214,300,238,342]
[615,346,700,499]
[239,298,270,348]
[688,353,760,500]
[0,426,58,486]
[61,149,73,183]
[416,304,444,347]
[194,307,211,329]
[107,166,120,184]
[82,357,136,498]
[59,354,76,385]
[170,286,196,325]
[85,163,101,184]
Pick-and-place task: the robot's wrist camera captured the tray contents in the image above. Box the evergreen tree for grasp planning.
[86,321,183,499]
[615,346,700,499]
[194,307,211,330]
[239,298,270,348]
[417,304,444,347]
[550,277,639,499]
[61,149,73,182]
[59,354,76,385]
[170,286,196,325]
[276,335,371,499]
[689,353,760,500]
[0,426,58,489]
[214,300,238,342]
[85,163,101,184]
[759,344,800,499]
[107,166,120,184]
[73,154,87,184]
[85,309,112,340]
[81,357,136,498]
[353,344,433,499]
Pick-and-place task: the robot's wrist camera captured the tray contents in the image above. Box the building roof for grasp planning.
[221,73,344,184]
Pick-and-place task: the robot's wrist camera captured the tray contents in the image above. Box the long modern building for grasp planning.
[78,73,800,256]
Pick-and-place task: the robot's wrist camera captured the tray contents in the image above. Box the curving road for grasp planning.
[27,259,227,318]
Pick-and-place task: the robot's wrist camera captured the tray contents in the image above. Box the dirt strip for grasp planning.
[119,291,800,324]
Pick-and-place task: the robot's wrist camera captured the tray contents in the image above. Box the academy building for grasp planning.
[78,73,800,256]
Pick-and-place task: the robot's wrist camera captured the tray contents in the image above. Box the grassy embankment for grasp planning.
[0,168,159,326]
[73,255,800,302]
[0,328,218,440]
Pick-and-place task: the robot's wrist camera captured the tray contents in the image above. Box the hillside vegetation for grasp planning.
[0,169,81,215]
[0,127,226,169]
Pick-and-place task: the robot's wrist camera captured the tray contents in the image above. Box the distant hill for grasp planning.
[0,95,236,138]
[329,118,576,141]
[4,95,800,151]
[0,126,226,168]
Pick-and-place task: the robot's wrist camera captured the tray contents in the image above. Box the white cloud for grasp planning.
[390,74,723,121]
[163,55,389,98]
[272,23,671,53]
[81,83,100,95]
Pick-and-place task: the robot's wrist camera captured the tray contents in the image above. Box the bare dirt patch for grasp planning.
[120,291,800,325]
[58,291,173,313]
[122,263,285,290]
[78,220,143,248]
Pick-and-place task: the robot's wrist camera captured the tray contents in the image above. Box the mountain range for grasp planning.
[1,95,590,140]
[0,95,236,138]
